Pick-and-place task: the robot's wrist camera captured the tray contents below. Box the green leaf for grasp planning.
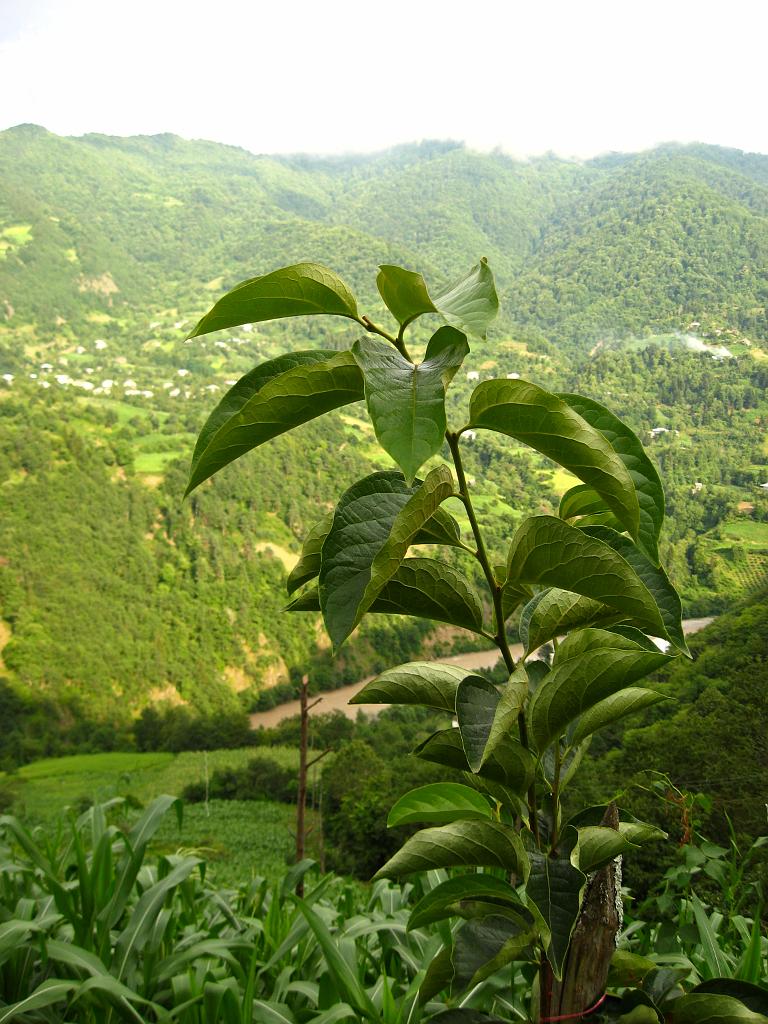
[350,661,470,712]
[295,899,378,1022]
[284,589,320,612]
[413,726,535,795]
[413,727,473,769]
[558,393,665,563]
[431,258,499,338]
[693,981,768,1017]
[116,858,202,976]
[376,265,437,327]
[618,820,667,846]
[353,328,468,482]
[576,825,638,873]
[570,687,670,746]
[289,558,485,633]
[310,1007,358,1024]
[583,526,688,652]
[691,892,732,979]
[43,939,114,978]
[559,483,610,520]
[481,664,529,766]
[286,514,333,595]
[527,627,672,750]
[362,558,485,633]
[566,806,666,847]
[374,820,529,880]
[667,993,768,1023]
[287,507,464,602]
[408,874,526,930]
[320,467,454,647]
[455,675,500,771]
[188,263,359,337]
[736,916,765,985]
[452,914,536,990]
[479,738,537,796]
[468,379,641,539]
[413,504,464,547]
[501,577,533,620]
[506,516,679,645]
[525,827,586,980]
[429,1012,508,1024]
[0,917,59,966]
[75,974,153,1015]
[418,947,455,1004]
[519,587,615,654]
[0,979,78,1023]
[387,784,492,827]
[608,949,657,987]
[186,350,364,494]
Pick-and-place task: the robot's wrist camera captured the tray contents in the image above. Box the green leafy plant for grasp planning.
[186,259,765,1022]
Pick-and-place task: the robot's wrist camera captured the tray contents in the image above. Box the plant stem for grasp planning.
[548,637,562,853]
[356,314,412,361]
[550,741,562,854]
[447,430,540,847]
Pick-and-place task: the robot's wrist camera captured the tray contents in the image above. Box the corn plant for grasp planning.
[185,260,766,1022]
[0,799,511,1022]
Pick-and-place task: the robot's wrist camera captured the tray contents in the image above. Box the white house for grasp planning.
[467,370,480,382]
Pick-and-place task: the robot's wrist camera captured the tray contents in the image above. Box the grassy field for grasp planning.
[134,449,184,473]
[720,520,768,546]
[1,747,305,884]
[0,222,33,258]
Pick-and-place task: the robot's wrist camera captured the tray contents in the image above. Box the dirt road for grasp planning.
[248,617,714,730]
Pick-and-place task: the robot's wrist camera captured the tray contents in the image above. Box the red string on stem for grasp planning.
[539,991,608,1021]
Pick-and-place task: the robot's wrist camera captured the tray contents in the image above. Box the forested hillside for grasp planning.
[1,126,767,735]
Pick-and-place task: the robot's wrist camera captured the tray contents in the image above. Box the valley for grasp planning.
[0,128,767,746]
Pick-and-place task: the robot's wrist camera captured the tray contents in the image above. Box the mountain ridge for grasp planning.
[0,126,767,738]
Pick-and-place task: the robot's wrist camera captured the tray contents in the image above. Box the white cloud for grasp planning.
[0,0,767,157]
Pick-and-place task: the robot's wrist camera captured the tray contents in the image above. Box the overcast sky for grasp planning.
[1,0,766,159]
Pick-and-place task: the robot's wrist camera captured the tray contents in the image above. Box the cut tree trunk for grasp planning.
[535,802,622,1021]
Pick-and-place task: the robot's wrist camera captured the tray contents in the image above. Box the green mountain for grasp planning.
[1,126,767,740]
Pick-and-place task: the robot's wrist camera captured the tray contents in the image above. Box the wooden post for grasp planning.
[295,675,329,897]
[296,675,310,887]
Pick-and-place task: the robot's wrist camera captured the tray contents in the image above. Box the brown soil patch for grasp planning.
[254,542,298,571]
[0,620,10,672]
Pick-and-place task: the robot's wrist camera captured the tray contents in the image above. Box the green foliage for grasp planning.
[353,329,468,482]
[180,255,767,1022]
[570,590,768,885]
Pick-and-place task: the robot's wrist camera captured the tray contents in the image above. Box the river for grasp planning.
[248,617,714,730]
